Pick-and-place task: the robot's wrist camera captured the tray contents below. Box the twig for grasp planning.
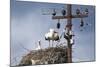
[19,43,31,52]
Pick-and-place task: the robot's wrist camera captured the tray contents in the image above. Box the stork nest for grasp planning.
[19,45,68,66]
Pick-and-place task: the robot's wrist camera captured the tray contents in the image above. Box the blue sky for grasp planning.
[11,0,95,66]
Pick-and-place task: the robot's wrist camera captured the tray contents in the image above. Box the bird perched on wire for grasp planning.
[61,9,66,16]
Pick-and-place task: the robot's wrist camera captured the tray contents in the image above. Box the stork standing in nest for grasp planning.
[45,29,59,47]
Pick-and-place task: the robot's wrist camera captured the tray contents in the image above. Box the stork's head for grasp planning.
[49,28,55,33]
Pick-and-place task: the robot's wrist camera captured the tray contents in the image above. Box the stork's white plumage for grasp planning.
[50,28,55,32]
[69,30,74,36]
[45,29,59,40]
[45,32,52,40]
[53,32,59,40]
[70,38,75,45]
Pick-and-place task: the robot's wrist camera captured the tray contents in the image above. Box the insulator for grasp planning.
[76,9,80,15]
[85,8,88,14]
[62,9,66,16]
[57,22,60,29]
[80,19,84,27]
[52,9,56,16]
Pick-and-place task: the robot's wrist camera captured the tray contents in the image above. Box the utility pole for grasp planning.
[52,4,88,63]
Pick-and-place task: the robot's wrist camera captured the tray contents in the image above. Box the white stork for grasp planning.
[45,29,59,47]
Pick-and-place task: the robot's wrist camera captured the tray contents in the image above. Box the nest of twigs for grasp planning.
[19,45,68,66]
